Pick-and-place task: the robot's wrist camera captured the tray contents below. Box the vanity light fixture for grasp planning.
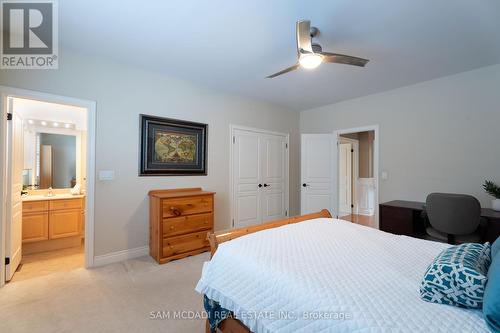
[26,119,76,129]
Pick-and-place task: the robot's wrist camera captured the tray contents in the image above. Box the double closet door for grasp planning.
[232,128,289,228]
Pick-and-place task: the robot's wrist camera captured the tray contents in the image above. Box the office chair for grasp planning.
[425,193,485,244]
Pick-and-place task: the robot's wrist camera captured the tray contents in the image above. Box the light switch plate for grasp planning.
[381,171,388,181]
[98,170,115,181]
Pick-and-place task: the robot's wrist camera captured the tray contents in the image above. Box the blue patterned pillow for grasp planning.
[420,242,491,309]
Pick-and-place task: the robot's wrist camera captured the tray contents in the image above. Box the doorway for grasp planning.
[230,125,289,228]
[300,125,379,228]
[0,87,96,287]
[336,128,377,228]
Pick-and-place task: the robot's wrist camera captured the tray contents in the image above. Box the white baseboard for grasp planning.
[93,246,149,267]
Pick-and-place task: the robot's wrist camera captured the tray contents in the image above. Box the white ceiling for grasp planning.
[13,98,87,130]
[60,0,500,111]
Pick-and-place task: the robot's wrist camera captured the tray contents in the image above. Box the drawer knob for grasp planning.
[169,207,181,216]
[170,226,174,230]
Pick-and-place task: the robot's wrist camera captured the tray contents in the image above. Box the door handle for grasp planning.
[302,183,308,187]
[169,207,182,216]
[263,184,269,187]
[258,184,263,188]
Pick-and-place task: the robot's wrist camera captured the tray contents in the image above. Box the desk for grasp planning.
[379,200,500,243]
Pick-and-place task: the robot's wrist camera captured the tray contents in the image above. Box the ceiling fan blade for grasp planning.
[266,64,300,78]
[296,20,313,54]
[320,52,369,67]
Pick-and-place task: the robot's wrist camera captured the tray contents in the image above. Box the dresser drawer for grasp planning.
[50,198,83,211]
[163,213,212,237]
[23,200,49,213]
[162,231,209,257]
[162,195,213,218]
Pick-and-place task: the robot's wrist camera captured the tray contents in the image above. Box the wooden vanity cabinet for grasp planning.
[22,212,49,243]
[49,209,82,239]
[22,197,84,244]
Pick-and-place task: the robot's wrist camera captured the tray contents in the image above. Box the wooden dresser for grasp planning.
[149,188,215,264]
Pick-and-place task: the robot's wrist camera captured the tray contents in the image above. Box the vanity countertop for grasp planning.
[22,194,85,202]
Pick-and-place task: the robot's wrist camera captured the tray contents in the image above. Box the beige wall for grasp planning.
[340,131,374,178]
[0,49,300,256]
[358,131,374,178]
[301,64,500,208]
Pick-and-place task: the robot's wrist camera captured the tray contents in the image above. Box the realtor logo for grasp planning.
[1,0,58,69]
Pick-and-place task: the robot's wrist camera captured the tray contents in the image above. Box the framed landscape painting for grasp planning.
[139,115,207,175]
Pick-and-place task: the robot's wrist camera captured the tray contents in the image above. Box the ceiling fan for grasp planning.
[267,20,369,78]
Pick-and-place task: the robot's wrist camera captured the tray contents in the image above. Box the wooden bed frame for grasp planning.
[204,209,332,333]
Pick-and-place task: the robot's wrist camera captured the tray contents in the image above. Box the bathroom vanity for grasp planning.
[22,194,85,254]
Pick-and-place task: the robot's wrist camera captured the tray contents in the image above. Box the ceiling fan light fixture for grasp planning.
[266,20,368,78]
[299,53,322,69]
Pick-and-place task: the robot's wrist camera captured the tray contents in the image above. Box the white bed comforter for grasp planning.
[195,218,490,333]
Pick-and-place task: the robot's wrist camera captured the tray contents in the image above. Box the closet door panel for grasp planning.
[233,130,261,228]
[261,134,287,222]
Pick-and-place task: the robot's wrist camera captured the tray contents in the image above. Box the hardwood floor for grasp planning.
[341,214,376,228]
[9,245,84,283]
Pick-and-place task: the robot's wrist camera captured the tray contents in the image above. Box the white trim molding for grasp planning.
[93,246,149,267]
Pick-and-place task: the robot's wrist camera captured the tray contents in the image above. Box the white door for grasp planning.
[232,128,288,228]
[5,111,23,281]
[261,134,287,223]
[301,134,335,215]
[233,129,261,228]
[338,143,352,216]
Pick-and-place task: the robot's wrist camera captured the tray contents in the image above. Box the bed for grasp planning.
[196,210,490,332]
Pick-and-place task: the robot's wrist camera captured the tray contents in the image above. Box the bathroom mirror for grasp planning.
[38,133,77,189]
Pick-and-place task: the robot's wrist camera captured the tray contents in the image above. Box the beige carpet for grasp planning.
[0,253,209,333]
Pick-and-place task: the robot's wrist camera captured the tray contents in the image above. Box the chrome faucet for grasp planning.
[46,187,54,197]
